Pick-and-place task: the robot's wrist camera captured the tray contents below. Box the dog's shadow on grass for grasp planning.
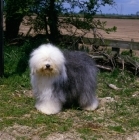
[63,102,82,112]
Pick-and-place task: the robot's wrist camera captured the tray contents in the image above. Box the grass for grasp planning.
[0,42,139,139]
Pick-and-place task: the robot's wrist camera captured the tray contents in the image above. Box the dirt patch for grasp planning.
[0,124,81,140]
[46,132,81,140]
[1,124,38,139]
[0,131,16,140]
[1,125,139,140]
[96,18,139,42]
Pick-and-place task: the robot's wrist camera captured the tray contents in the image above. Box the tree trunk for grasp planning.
[5,16,23,40]
[48,0,59,44]
[0,0,4,76]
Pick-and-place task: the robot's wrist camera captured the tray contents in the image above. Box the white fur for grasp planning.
[29,44,67,114]
[31,75,62,114]
[29,44,67,78]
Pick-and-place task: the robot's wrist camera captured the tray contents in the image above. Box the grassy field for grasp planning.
[0,41,139,140]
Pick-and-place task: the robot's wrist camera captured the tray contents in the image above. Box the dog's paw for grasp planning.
[83,98,99,111]
[35,100,62,115]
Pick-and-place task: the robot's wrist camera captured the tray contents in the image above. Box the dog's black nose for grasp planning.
[46,64,50,68]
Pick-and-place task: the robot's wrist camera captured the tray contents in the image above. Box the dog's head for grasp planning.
[29,44,66,77]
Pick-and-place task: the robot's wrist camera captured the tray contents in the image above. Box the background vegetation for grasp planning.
[4,0,116,44]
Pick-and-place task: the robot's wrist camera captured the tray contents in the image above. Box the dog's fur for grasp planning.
[29,43,98,114]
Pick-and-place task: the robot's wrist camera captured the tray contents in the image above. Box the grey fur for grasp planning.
[52,50,98,109]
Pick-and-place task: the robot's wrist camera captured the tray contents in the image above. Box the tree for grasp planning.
[32,0,116,45]
[0,0,4,76]
[4,0,33,40]
[31,0,62,44]
[4,0,116,44]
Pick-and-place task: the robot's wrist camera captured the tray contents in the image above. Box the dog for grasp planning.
[29,43,98,115]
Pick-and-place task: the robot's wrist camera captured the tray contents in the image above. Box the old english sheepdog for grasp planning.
[29,43,98,115]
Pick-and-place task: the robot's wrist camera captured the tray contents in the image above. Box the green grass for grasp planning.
[0,42,139,139]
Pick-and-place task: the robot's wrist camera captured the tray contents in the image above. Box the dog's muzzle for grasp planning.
[46,64,50,69]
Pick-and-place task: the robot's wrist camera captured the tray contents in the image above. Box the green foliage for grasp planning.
[4,0,34,17]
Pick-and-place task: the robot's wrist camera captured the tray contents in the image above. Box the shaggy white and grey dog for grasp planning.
[29,43,98,115]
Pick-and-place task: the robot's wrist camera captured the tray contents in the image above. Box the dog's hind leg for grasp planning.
[79,94,99,111]
[82,97,99,111]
